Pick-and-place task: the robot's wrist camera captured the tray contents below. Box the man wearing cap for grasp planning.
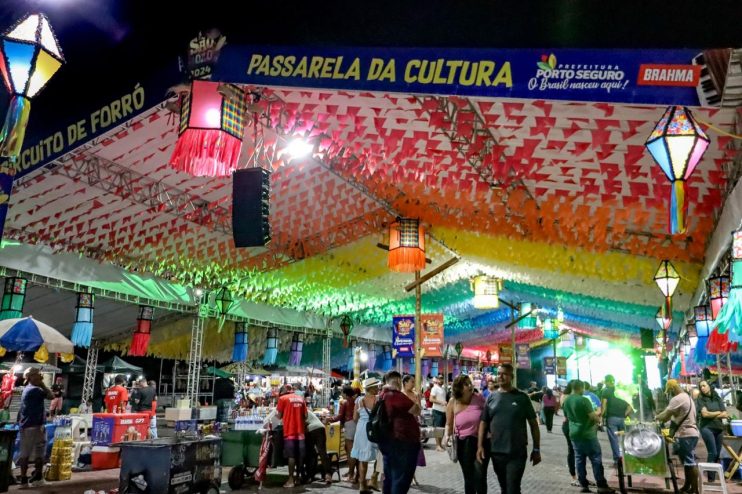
[656,379,699,493]
[276,383,308,488]
[430,377,447,452]
[17,367,53,487]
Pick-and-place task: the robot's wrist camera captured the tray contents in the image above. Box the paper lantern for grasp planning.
[70,292,94,348]
[388,218,425,272]
[289,332,304,366]
[129,305,154,357]
[655,299,672,331]
[708,275,730,320]
[694,305,712,337]
[169,80,247,177]
[654,260,680,298]
[262,327,278,365]
[471,275,501,309]
[339,315,353,348]
[0,276,26,320]
[518,303,537,329]
[0,14,64,158]
[214,286,234,317]
[231,321,248,362]
[645,106,710,234]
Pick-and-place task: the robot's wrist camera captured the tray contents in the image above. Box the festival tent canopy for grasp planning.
[97,356,142,374]
[1,46,741,357]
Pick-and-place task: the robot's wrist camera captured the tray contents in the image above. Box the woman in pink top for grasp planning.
[445,375,489,494]
[541,386,558,433]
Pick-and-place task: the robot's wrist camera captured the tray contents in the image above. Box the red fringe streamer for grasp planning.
[129,331,150,357]
[169,128,242,177]
[707,328,738,355]
[388,247,426,272]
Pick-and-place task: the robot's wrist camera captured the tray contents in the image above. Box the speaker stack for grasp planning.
[232,167,271,247]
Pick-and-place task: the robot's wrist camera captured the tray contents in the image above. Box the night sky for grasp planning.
[0,0,740,148]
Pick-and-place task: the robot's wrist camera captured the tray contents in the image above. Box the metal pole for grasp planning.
[552,337,557,381]
[717,354,723,388]
[81,341,99,405]
[511,307,517,388]
[638,373,645,423]
[415,271,423,392]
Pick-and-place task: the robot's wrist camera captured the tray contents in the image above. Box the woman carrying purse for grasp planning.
[445,375,489,494]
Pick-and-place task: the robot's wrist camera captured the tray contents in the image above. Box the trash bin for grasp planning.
[118,437,222,494]
[0,429,18,492]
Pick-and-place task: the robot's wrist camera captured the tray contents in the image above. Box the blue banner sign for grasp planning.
[213,46,723,107]
[392,315,415,358]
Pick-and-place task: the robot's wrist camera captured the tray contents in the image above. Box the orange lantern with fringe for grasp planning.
[388,218,425,272]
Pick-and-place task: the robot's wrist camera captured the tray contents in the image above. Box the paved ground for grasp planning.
[8,420,742,493]
[227,421,742,494]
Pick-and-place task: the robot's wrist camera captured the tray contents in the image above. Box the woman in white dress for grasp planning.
[351,377,381,494]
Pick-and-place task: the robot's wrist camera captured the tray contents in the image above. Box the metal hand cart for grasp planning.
[618,423,680,494]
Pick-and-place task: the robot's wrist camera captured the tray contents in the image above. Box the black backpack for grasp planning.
[366,396,391,444]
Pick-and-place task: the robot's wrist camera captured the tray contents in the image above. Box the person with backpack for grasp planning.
[352,377,381,493]
[600,375,632,467]
[374,370,421,494]
[656,379,699,494]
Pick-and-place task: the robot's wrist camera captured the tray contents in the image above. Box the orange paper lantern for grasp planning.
[388,218,425,272]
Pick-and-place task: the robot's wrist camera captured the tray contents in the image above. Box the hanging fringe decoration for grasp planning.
[70,292,94,348]
[59,352,74,363]
[289,333,304,366]
[707,328,738,355]
[0,277,26,320]
[669,180,688,235]
[129,306,154,357]
[353,342,361,383]
[169,81,247,177]
[262,328,278,365]
[231,322,248,362]
[693,336,710,365]
[712,230,742,338]
[381,345,393,372]
[388,218,426,272]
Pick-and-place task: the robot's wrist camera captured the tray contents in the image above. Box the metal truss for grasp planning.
[415,96,504,188]
[321,329,332,406]
[81,341,99,404]
[47,152,232,235]
[0,266,194,314]
[186,314,205,405]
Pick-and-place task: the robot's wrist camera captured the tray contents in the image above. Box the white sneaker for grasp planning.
[30,477,46,487]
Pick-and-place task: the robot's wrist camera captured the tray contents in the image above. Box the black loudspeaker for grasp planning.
[232,167,271,247]
[640,328,655,349]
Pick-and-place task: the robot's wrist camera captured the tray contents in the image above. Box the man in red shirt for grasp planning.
[378,370,421,494]
[104,375,129,413]
[276,384,307,488]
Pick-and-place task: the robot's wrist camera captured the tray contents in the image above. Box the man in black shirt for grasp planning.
[131,377,155,412]
[600,375,630,465]
[477,364,541,494]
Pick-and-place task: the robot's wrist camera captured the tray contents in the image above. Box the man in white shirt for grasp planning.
[430,377,447,452]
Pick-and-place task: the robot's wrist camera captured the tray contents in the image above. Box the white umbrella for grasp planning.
[0,316,74,354]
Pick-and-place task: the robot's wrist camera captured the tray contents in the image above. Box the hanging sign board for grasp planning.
[213,46,727,107]
[421,313,444,357]
[556,357,568,376]
[543,357,556,375]
[498,345,513,365]
[392,315,415,358]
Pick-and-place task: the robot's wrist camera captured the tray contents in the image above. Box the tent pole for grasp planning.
[415,271,422,393]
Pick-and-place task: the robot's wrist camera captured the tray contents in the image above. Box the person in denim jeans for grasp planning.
[656,379,699,494]
[563,380,614,494]
[600,375,629,466]
[696,380,727,482]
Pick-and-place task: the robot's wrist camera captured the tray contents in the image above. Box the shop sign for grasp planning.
[556,356,568,376]
[499,345,512,365]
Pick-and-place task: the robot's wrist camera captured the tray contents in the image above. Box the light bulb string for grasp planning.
[694,116,742,140]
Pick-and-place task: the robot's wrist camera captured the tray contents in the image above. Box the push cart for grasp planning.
[118,436,222,494]
[618,422,680,494]
[222,429,263,490]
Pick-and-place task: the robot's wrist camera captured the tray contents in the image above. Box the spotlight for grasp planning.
[285,138,313,159]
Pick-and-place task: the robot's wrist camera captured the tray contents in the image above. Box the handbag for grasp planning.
[447,399,458,463]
